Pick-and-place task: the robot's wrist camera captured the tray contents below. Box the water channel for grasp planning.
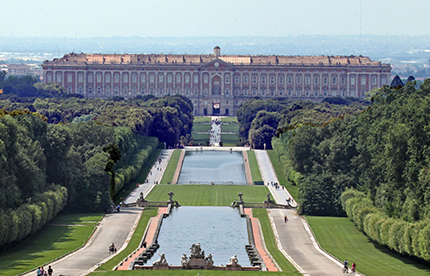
[147,206,250,266]
[177,151,247,184]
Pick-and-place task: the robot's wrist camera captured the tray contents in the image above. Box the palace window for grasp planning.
[204,88,208,95]
[372,77,376,84]
[350,90,355,96]
[204,74,208,84]
[56,72,62,83]
[67,86,72,93]
[252,76,257,84]
[47,73,53,82]
[350,76,355,85]
[106,87,110,94]
[123,74,128,83]
[185,74,190,84]
[342,90,346,96]
[194,88,199,95]
[150,87,154,94]
[176,74,181,83]
[279,89,284,96]
[234,88,239,96]
[158,74,163,83]
[261,76,266,84]
[141,87,145,94]
[167,74,172,83]
[141,73,146,83]
[177,88,181,94]
[270,76,275,84]
[185,88,189,95]
[315,90,319,96]
[194,74,199,84]
[314,76,319,84]
[67,73,73,83]
[288,89,292,96]
[225,75,230,83]
[97,86,101,94]
[106,74,111,83]
[225,88,230,95]
[244,76,248,83]
[296,90,301,96]
[149,74,155,83]
[296,76,301,84]
[323,77,328,84]
[132,87,137,94]
[78,87,83,94]
[88,87,92,94]
[114,73,119,83]
[132,74,137,83]
[270,89,275,96]
[361,76,366,85]
[235,76,240,84]
[323,89,328,96]
[332,77,336,84]
[252,89,257,96]
[305,77,310,84]
[159,88,163,94]
[305,89,310,96]
[279,76,283,84]
[244,89,248,96]
[288,76,292,84]
[168,88,172,95]
[96,73,102,83]
[261,89,266,96]
[124,87,128,94]
[341,77,345,85]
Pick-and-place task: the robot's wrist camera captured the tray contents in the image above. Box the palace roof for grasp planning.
[44,52,388,68]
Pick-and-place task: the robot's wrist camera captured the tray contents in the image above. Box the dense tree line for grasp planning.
[236,97,367,149]
[0,93,193,147]
[272,80,430,259]
[0,111,158,250]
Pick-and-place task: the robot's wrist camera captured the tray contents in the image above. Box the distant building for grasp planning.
[8,64,30,76]
[42,47,391,116]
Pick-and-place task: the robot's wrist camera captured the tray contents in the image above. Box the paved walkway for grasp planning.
[209,116,221,146]
[22,150,173,276]
[254,150,347,276]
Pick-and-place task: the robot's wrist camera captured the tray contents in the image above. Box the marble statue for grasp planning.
[153,253,168,266]
[227,254,239,266]
[181,253,189,266]
[205,253,214,266]
[190,242,205,258]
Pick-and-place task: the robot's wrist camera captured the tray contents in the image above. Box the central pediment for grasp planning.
[200,58,235,70]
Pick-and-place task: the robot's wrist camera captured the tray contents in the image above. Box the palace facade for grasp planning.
[42,46,391,116]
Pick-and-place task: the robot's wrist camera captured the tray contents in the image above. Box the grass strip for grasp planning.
[146,185,269,206]
[193,116,212,123]
[92,269,293,275]
[220,117,239,123]
[252,209,297,272]
[247,151,263,183]
[96,208,159,272]
[267,150,299,200]
[306,216,430,276]
[160,149,181,184]
[0,214,102,276]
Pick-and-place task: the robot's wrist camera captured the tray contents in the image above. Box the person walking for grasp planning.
[284,215,288,223]
[47,266,53,276]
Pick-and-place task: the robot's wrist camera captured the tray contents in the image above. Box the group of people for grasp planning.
[209,117,221,146]
[36,266,53,276]
[109,243,117,254]
[343,259,356,273]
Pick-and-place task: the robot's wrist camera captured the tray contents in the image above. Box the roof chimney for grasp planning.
[214,46,221,57]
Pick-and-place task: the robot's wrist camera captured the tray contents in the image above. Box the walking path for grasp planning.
[23,150,173,276]
[254,149,346,276]
[209,116,221,146]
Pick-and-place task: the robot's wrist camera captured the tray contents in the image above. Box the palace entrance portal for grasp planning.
[212,102,220,116]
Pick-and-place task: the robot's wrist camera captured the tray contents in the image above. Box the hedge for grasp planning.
[272,135,302,186]
[0,185,68,250]
[114,136,158,195]
[341,188,430,262]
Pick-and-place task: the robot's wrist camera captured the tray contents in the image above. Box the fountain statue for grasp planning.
[153,253,168,267]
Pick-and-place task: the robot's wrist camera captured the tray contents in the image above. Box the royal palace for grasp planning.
[42,46,391,116]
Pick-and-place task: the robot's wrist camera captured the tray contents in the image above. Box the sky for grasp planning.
[1,0,429,38]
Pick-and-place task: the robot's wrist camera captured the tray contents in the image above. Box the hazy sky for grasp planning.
[2,0,429,37]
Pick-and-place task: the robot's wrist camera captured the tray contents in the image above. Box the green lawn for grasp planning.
[193,116,212,123]
[252,209,297,273]
[0,214,102,276]
[192,133,210,145]
[267,150,299,200]
[160,149,181,184]
[221,123,240,133]
[306,216,430,276]
[146,185,270,206]
[221,134,239,146]
[221,116,239,123]
[97,208,158,272]
[192,123,211,133]
[114,149,162,204]
[247,151,263,183]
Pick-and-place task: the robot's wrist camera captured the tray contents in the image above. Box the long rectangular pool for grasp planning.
[147,206,251,266]
[177,151,247,184]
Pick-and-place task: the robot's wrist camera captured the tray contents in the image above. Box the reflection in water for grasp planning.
[178,151,246,184]
[147,206,250,266]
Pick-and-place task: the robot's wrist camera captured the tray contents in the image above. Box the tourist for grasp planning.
[36,267,41,276]
[40,267,45,276]
[47,266,53,276]
[284,215,288,223]
[343,259,348,273]
[351,262,356,273]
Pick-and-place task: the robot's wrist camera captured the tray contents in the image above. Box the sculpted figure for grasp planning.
[181,253,189,266]
[227,254,239,266]
[153,253,167,266]
[205,253,214,266]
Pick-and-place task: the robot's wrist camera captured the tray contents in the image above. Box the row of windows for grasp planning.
[47,71,386,87]
[75,86,364,98]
